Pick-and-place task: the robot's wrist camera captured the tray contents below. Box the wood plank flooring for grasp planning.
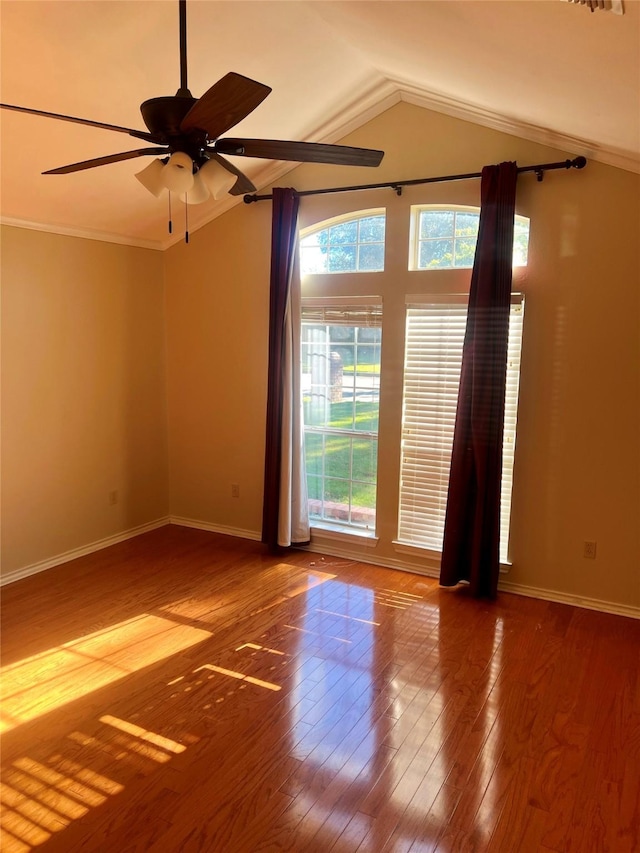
[1,525,638,852]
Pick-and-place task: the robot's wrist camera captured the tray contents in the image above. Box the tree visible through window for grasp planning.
[300,211,385,275]
[300,205,527,551]
[411,207,530,269]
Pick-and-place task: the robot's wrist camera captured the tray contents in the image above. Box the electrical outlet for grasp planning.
[109,490,118,506]
[231,483,240,498]
[583,540,597,559]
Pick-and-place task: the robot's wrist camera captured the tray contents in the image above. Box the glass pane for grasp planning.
[299,246,328,275]
[358,216,385,243]
[356,344,379,367]
[420,211,454,239]
[419,239,453,268]
[454,212,479,237]
[306,474,322,503]
[513,220,530,266]
[324,435,351,479]
[329,399,355,430]
[330,326,354,343]
[329,221,358,245]
[304,433,324,476]
[300,232,321,248]
[331,342,355,366]
[354,400,379,432]
[357,243,384,271]
[454,237,476,267]
[304,391,331,427]
[352,439,377,482]
[357,327,381,344]
[328,245,357,272]
[352,492,375,526]
[323,477,350,506]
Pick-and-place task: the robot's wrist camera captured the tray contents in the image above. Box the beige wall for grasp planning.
[165,102,640,611]
[2,102,638,611]
[164,200,274,534]
[1,227,169,577]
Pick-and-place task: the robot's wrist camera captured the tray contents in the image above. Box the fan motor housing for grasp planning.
[140,96,197,139]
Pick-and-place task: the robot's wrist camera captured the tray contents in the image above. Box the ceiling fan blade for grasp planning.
[215,138,384,167]
[43,148,168,175]
[0,103,161,144]
[180,73,271,139]
[207,153,256,195]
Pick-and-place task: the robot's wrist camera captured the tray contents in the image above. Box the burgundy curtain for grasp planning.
[440,162,518,598]
[262,187,307,550]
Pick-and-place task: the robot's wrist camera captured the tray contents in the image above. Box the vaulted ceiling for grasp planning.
[1,0,638,249]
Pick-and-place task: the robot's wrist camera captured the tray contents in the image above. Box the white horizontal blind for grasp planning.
[301,298,383,328]
[398,295,524,563]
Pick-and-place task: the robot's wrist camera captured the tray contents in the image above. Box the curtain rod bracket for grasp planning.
[391,184,403,196]
[535,168,544,182]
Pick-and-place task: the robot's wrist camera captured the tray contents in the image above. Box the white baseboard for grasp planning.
[499,581,640,621]
[300,536,639,621]
[3,517,637,621]
[169,516,262,542]
[0,518,171,587]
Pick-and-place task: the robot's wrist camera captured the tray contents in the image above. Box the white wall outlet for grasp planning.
[583,540,597,559]
[231,483,240,498]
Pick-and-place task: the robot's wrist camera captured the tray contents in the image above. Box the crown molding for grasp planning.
[0,215,164,251]
[304,76,401,150]
[394,77,640,175]
[4,75,637,249]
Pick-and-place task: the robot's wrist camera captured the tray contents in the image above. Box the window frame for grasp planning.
[299,202,528,570]
[301,296,383,536]
[299,208,386,276]
[396,292,524,565]
[409,204,530,271]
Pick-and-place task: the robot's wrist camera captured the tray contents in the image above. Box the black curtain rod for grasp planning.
[243,156,587,204]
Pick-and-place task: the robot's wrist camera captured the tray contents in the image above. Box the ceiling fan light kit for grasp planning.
[162,152,195,193]
[135,153,237,204]
[0,0,384,238]
[134,158,168,198]
[198,158,236,199]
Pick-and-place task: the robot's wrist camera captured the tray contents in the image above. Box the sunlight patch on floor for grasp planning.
[194,663,282,692]
[0,615,212,733]
[99,714,187,754]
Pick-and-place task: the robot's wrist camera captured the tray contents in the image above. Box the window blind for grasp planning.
[397,294,524,564]
[301,297,383,327]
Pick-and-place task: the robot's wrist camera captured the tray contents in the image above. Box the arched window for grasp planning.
[300,209,386,275]
[409,205,530,270]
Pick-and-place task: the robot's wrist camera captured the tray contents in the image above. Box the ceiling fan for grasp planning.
[0,0,384,204]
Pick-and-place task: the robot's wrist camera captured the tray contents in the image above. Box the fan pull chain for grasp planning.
[168,192,173,235]
[185,198,189,244]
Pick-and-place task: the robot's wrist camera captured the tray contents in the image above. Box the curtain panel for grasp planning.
[262,188,310,550]
[440,162,518,598]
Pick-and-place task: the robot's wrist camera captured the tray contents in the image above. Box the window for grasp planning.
[302,299,382,531]
[397,294,524,563]
[410,206,530,270]
[300,210,385,275]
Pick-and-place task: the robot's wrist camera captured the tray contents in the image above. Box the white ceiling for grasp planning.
[1,0,638,249]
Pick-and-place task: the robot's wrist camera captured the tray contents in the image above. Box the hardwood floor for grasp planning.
[1,525,638,852]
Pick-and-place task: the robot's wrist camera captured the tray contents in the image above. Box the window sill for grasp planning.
[393,540,511,573]
[310,523,379,548]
